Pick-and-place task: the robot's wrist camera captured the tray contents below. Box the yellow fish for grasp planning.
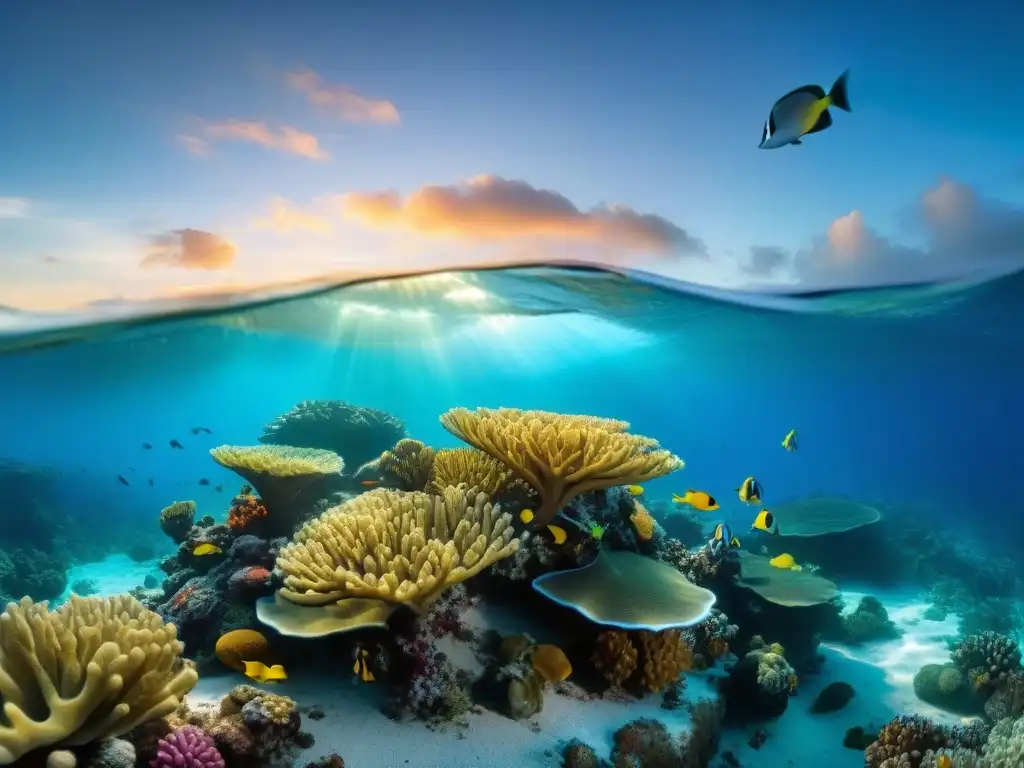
[242,661,287,684]
[545,524,568,545]
[671,490,719,512]
[769,553,801,571]
[192,543,223,556]
[752,509,780,536]
[353,648,376,683]
[626,485,644,496]
[936,756,951,768]
[782,429,798,452]
[736,476,763,505]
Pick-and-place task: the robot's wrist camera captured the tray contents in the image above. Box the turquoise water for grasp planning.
[1,265,1022,767]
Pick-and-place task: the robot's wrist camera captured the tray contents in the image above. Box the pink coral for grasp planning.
[151,725,225,768]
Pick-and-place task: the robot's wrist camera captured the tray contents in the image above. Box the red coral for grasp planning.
[227,567,273,597]
[228,495,268,532]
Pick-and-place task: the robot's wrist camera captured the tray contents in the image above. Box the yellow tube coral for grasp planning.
[378,438,435,491]
[439,407,684,528]
[0,595,197,764]
[430,447,517,498]
[275,486,520,615]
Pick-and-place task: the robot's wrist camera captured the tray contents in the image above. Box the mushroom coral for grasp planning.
[0,594,197,764]
[439,407,683,529]
[532,549,716,631]
[735,551,840,607]
[258,487,520,637]
[209,444,344,537]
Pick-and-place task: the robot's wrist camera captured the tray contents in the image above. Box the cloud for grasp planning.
[287,68,400,125]
[0,197,30,218]
[179,121,328,161]
[253,196,334,234]
[141,229,238,270]
[340,175,704,255]
[741,178,1024,289]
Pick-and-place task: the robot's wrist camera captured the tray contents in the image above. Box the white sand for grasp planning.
[58,553,163,605]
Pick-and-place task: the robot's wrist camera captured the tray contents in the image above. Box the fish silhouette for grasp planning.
[117,475,130,486]
[170,439,184,449]
[142,443,153,450]
[198,478,210,486]
[148,478,154,486]
[214,484,223,492]
[190,427,213,435]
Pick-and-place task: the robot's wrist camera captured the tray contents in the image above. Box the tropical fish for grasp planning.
[936,756,952,768]
[193,543,223,556]
[737,476,763,505]
[117,475,130,486]
[214,484,223,492]
[191,427,213,435]
[769,553,802,571]
[169,439,184,449]
[759,70,851,149]
[671,490,719,512]
[141,443,153,450]
[519,509,568,545]
[590,524,605,540]
[626,485,644,496]
[242,661,287,684]
[198,478,210,486]
[752,510,780,536]
[713,523,741,550]
[360,480,379,487]
[148,478,154,486]
[782,429,798,452]
[352,647,375,683]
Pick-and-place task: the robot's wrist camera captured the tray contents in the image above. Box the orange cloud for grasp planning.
[287,68,400,125]
[253,197,334,234]
[141,228,237,270]
[180,121,328,161]
[341,175,702,254]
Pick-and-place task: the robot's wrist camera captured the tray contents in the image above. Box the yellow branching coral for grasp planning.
[430,447,516,498]
[439,407,684,528]
[275,487,520,614]
[638,629,693,692]
[630,501,655,541]
[0,595,197,764]
[159,500,196,543]
[379,438,435,492]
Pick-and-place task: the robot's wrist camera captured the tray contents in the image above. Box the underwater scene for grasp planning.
[0,265,1023,768]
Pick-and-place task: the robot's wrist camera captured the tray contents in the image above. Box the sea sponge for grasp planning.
[864,715,948,768]
[0,595,198,764]
[159,500,197,543]
[378,438,435,492]
[151,725,225,768]
[214,629,272,673]
[531,644,572,683]
[273,486,519,616]
[430,447,516,498]
[637,629,693,692]
[913,664,976,713]
[630,501,656,542]
[592,630,638,686]
[439,407,683,529]
[755,651,795,696]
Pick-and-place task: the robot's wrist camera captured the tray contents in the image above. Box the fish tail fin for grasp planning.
[268,665,288,681]
[828,70,851,111]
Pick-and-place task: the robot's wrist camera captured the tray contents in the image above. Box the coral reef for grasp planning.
[151,726,225,768]
[226,492,268,534]
[839,595,903,644]
[952,631,1022,695]
[913,664,979,714]
[722,644,797,721]
[864,715,949,768]
[430,447,519,499]
[378,438,435,491]
[591,629,693,693]
[160,501,198,543]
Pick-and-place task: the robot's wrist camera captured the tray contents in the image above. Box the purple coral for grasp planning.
[151,726,225,768]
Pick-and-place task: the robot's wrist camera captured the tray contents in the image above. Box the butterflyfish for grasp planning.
[769,553,801,571]
[626,485,644,496]
[737,476,763,505]
[671,490,719,512]
[192,543,223,556]
[782,429,798,452]
[713,523,741,549]
[759,70,851,149]
[545,524,568,545]
[752,510,780,536]
[353,647,376,683]
[242,661,287,684]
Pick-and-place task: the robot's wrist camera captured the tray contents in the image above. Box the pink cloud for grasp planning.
[287,68,400,125]
[180,121,329,161]
[141,228,237,271]
[253,197,334,234]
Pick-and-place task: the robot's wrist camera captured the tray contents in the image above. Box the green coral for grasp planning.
[913,664,980,714]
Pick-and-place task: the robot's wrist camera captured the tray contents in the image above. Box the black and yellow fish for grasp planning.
[782,429,798,452]
[352,647,376,683]
[737,476,763,505]
[752,509,780,536]
[713,522,741,550]
[671,490,719,512]
[519,509,568,545]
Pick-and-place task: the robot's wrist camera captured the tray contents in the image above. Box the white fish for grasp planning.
[759,70,851,149]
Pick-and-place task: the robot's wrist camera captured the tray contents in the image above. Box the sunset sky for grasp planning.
[1,0,1022,312]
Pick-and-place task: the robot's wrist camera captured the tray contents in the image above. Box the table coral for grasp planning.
[439,407,683,529]
[0,594,197,764]
[160,500,197,543]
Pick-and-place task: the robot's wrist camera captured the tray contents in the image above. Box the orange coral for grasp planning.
[172,583,197,609]
[707,637,730,660]
[593,630,638,686]
[531,644,572,683]
[228,494,268,532]
[638,629,693,692]
[630,501,655,541]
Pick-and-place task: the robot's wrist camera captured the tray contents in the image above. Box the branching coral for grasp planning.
[430,447,517,498]
[864,715,948,768]
[258,399,405,467]
[439,407,683,529]
[592,629,693,692]
[378,438,435,491]
[159,501,197,543]
[981,715,1024,767]
[226,494,268,533]
[0,594,198,764]
[264,487,519,636]
[593,630,638,687]
[952,631,1022,695]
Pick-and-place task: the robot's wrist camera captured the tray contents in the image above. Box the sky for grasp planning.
[1,0,1023,313]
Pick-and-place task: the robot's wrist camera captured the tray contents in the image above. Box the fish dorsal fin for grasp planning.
[806,109,833,135]
[779,84,826,102]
